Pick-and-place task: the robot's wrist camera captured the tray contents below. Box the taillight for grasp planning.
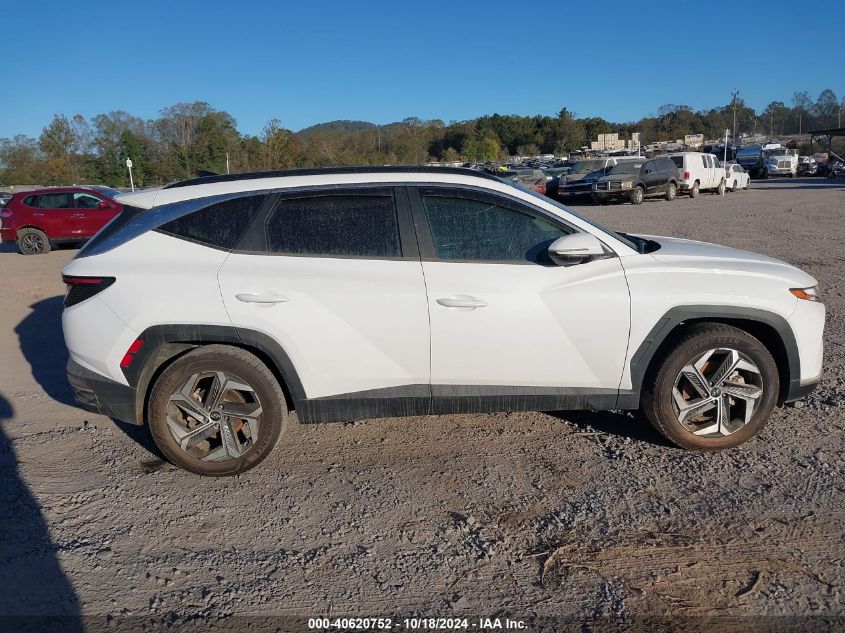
[62,275,115,308]
[120,339,144,368]
[0,209,12,218]
[683,171,690,180]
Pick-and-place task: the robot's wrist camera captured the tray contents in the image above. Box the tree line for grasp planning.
[1,89,842,188]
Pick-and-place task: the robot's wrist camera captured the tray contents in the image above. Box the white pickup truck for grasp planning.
[666,152,726,197]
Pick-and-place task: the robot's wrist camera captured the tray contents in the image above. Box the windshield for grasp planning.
[765,149,788,156]
[570,159,606,174]
[607,162,643,175]
[88,185,121,199]
[503,179,640,251]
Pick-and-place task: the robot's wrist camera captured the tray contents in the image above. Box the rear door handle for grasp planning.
[436,296,488,309]
[235,293,289,304]
[72,213,86,218]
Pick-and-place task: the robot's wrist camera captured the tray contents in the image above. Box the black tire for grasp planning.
[665,181,677,201]
[147,345,287,476]
[715,179,726,195]
[640,324,779,450]
[762,169,769,180]
[744,179,750,190]
[731,179,738,192]
[689,182,700,198]
[630,186,644,205]
[18,228,51,255]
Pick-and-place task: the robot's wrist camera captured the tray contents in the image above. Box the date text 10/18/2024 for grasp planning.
[308,617,528,630]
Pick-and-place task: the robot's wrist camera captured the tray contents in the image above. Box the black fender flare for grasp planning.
[624,305,800,407]
[124,324,307,424]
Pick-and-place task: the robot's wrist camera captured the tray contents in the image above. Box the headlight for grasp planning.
[790,286,819,301]
[622,181,633,190]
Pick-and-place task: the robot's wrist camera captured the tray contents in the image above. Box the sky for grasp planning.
[1,0,842,139]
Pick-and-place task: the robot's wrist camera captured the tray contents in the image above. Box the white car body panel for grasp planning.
[422,257,630,389]
[62,232,232,384]
[218,254,430,398]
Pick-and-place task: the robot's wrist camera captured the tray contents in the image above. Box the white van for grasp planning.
[666,152,726,197]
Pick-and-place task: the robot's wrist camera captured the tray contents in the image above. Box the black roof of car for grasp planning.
[164,166,501,189]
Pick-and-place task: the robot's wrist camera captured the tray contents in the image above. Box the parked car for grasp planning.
[592,157,679,205]
[0,187,122,255]
[667,152,726,197]
[555,156,642,199]
[724,163,750,191]
[61,166,824,475]
[826,161,845,179]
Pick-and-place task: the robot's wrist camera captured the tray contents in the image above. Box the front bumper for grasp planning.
[67,358,139,424]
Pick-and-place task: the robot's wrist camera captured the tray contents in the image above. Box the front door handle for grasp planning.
[436,296,488,309]
[235,293,289,304]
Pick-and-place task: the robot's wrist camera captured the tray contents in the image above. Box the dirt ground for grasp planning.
[1,178,843,632]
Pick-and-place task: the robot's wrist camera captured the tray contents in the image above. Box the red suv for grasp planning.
[0,187,123,255]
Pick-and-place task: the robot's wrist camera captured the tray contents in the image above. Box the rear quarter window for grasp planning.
[158,195,267,250]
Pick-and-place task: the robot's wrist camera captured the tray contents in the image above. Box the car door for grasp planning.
[30,192,77,239]
[644,160,665,193]
[409,186,630,409]
[217,186,431,405]
[72,192,118,238]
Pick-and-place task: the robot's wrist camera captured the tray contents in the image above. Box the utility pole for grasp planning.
[731,90,739,144]
[225,152,230,174]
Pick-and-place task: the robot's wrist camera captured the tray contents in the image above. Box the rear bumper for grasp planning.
[1,227,17,243]
[67,358,139,424]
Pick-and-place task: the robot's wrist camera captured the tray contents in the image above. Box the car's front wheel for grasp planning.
[641,324,779,450]
[147,345,287,476]
[630,186,644,205]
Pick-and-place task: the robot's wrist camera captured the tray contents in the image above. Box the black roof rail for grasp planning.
[163,165,501,189]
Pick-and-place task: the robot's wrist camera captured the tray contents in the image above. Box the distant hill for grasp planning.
[298,120,376,137]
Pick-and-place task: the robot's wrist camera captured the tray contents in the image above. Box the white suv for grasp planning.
[62,167,824,476]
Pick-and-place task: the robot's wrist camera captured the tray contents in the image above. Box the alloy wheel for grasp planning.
[165,371,262,461]
[671,348,763,437]
[21,233,45,254]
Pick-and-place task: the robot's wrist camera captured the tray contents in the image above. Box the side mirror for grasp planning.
[98,201,110,209]
[548,233,608,266]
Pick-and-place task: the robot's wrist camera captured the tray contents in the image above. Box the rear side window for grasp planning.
[669,156,683,169]
[264,194,400,258]
[23,196,36,207]
[158,195,266,250]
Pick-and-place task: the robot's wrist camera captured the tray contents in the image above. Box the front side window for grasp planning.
[421,193,571,263]
[37,193,73,209]
[264,193,400,258]
[74,193,103,209]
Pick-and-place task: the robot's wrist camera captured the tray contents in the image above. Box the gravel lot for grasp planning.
[1,178,843,632]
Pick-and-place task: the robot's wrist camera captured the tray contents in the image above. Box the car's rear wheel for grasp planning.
[689,182,700,198]
[641,324,778,450]
[715,179,726,195]
[744,178,751,190]
[731,179,738,192]
[630,186,644,205]
[18,228,51,255]
[147,345,287,476]
[665,182,677,201]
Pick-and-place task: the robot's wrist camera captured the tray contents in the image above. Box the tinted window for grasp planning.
[669,156,683,169]
[74,193,102,209]
[421,194,570,263]
[264,194,400,258]
[36,193,73,209]
[23,196,36,207]
[159,194,266,249]
[658,158,675,171]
